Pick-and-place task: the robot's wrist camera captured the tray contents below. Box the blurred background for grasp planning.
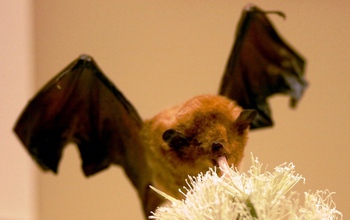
[1,0,349,219]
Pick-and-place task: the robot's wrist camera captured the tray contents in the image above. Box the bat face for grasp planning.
[142,95,256,198]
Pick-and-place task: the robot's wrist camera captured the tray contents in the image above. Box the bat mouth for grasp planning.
[217,156,228,169]
[212,155,228,168]
[211,156,229,177]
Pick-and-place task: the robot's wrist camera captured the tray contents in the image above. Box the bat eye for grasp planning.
[212,142,224,152]
[162,129,190,149]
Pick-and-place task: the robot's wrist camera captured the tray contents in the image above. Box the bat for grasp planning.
[13,4,307,218]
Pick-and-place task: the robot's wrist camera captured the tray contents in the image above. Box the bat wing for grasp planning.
[219,4,307,129]
[14,54,164,217]
[14,55,148,185]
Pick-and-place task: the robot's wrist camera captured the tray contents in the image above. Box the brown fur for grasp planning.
[141,94,253,199]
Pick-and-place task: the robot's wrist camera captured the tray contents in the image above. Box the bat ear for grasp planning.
[234,109,257,133]
[162,129,190,149]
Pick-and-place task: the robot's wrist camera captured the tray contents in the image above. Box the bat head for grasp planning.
[144,94,256,198]
[162,95,256,170]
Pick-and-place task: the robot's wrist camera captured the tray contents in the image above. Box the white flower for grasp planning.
[298,190,343,220]
[149,153,342,220]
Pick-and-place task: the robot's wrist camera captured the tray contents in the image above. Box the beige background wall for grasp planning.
[2,0,349,219]
[0,0,37,219]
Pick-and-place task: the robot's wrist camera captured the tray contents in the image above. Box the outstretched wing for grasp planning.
[14,55,147,184]
[219,4,307,129]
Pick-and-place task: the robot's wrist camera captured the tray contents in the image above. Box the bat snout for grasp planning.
[211,142,224,153]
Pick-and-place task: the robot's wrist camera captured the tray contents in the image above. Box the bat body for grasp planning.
[13,5,307,218]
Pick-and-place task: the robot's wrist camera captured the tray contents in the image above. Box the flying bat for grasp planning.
[13,4,307,218]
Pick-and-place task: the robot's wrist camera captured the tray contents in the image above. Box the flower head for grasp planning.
[150,153,342,220]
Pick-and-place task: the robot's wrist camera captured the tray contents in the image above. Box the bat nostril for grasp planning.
[212,142,224,152]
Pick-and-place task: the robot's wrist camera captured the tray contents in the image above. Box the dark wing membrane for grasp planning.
[14,55,144,178]
[219,4,307,129]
